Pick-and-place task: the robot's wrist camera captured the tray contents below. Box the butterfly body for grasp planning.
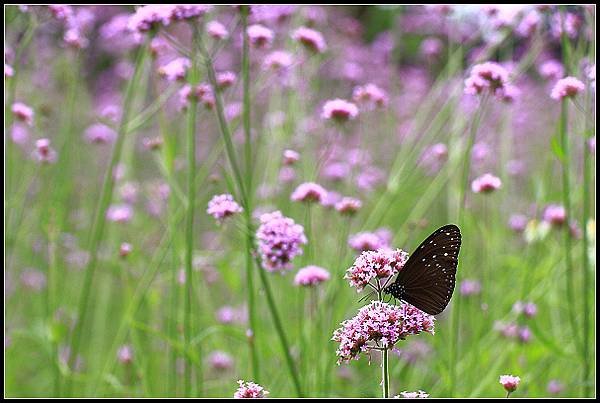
[383,224,461,315]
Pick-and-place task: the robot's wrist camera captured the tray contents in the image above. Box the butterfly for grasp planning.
[382,224,461,315]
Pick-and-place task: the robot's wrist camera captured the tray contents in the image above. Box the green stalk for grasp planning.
[66,39,149,394]
[382,348,390,398]
[559,101,581,356]
[240,6,260,383]
[184,25,202,398]
[201,38,303,397]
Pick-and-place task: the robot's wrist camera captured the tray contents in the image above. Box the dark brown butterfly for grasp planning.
[383,224,461,315]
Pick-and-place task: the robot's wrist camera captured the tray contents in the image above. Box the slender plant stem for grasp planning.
[240,6,260,383]
[382,347,390,398]
[66,39,149,394]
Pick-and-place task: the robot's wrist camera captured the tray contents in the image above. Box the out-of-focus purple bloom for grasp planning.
[290,182,327,204]
[208,351,234,371]
[348,231,390,253]
[207,20,228,40]
[234,380,269,398]
[117,345,133,364]
[516,10,541,37]
[206,194,243,222]
[321,99,359,122]
[170,5,211,22]
[420,37,443,59]
[460,279,481,296]
[551,12,582,39]
[33,138,58,164]
[247,24,274,48]
[10,123,29,145]
[5,64,14,77]
[294,265,330,287]
[464,62,510,96]
[158,57,190,81]
[216,305,248,325]
[119,242,133,258]
[278,166,296,183]
[127,5,174,34]
[518,326,532,343]
[538,60,565,81]
[332,301,435,363]
[106,204,133,223]
[12,102,34,126]
[322,161,351,182]
[547,380,564,395]
[263,50,293,71]
[543,204,566,226]
[392,340,432,365]
[352,83,388,108]
[84,123,117,144]
[20,269,47,292]
[419,143,448,175]
[179,83,215,110]
[335,197,362,215]
[550,76,585,100]
[256,211,307,273]
[499,374,521,393]
[282,149,300,165]
[292,26,327,53]
[471,173,502,194]
[217,71,237,89]
[506,159,526,177]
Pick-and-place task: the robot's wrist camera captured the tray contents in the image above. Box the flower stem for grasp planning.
[66,39,149,394]
[382,347,390,398]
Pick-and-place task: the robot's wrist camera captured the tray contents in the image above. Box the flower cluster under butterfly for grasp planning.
[382,224,461,315]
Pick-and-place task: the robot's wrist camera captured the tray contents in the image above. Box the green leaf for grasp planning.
[551,135,565,161]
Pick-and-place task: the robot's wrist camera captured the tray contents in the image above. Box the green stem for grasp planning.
[240,6,260,383]
[382,348,390,398]
[66,39,149,394]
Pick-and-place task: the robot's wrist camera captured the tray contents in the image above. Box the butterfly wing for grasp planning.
[392,224,461,315]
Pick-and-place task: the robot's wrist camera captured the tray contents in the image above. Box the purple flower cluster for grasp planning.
[348,231,390,253]
[550,76,585,100]
[290,182,328,203]
[207,194,243,222]
[321,99,359,122]
[256,211,307,273]
[234,380,269,398]
[294,265,330,287]
[344,248,408,292]
[464,62,512,100]
[332,301,435,363]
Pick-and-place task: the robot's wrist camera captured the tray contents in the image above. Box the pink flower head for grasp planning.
[294,265,330,287]
[497,84,521,103]
[547,380,564,395]
[63,28,88,49]
[234,380,269,398]
[543,204,566,226]
[352,83,389,108]
[518,326,532,343]
[292,26,327,53]
[550,76,585,100]
[396,390,430,398]
[348,231,390,253]
[471,173,502,194]
[279,166,296,183]
[335,197,363,215]
[207,194,243,222]
[464,62,509,96]
[538,60,564,81]
[247,24,274,48]
[208,350,234,371]
[516,10,541,37]
[33,138,57,164]
[282,149,300,165]
[5,64,14,77]
[12,102,34,126]
[84,123,117,144]
[345,248,408,291]
[20,269,47,292]
[263,50,293,70]
[216,71,237,89]
[117,345,133,364]
[459,279,481,296]
[499,374,520,393]
[332,301,435,363]
[420,37,443,59]
[419,143,448,175]
[170,5,211,22]
[128,5,174,33]
[207,20,228,40]
[321,99,359,122]
[256,211,307,273]
[179,83,215,110]
[119,242,133,258]
[48,5,74,22]
[216,305,247,325]
[291,182,328,203]
[508,214,528,233]
[158,57,191,81]
[106,204,133,223]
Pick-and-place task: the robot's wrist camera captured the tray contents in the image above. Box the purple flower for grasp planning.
[345,248,408,292]
[207,194,243,222]
[294,265,330,287]
[348,231,390,253]
[282,149,300,165]
[550,76,585,100]
[256,211,307,273]
[127,5,174,34]
[543,204,566,226]
[547,380,564,395]
[117,345,133,364]
[464,62,509,96]
[332,301,435,363]
[499,374,520,393]
[234,380,269,398]
[247,24,274,48]
[84,123,117,144]
[471,173,502,194]
[352,83,388,108]
[321,99,359,122]
[33,138,58,164]
[106,204,133,223]
[508,214,528,233]
[207,20,228,40]
[158,57,191,81]
[119,242,133,258]
[170,5,211,22]
[5,64,14,77]
[263,50,293,71]
[207,350,234,371]
[20,269,47,292]
[538,59,564,81]
[217,71,237,89]
[335,197,362,215]
[459,279,481,296]
[292,26,327,53]
[12,102,34,126]
[290,182,327,204]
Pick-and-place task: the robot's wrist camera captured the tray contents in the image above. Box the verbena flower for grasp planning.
[290,182,327,203]
[256,211,307,273]
[471,173,502,193]
[207,350,234,371]
[550,76,585,100]
[117,345,133,364]
[234,380,269,398]
[294,265,330,286]
[247,24,274,48]
[348,231,390,253]
[106,204,133,223]
[158,57,190,81]
[207,194,243,222]
[282,149,300,165]
[499,374,520,393]
[543,204,566,226]
[292,26,327,53]
[12,102,34,126]
[352,83,388,108]
[127,5,174,34]
[538,59,564,81]
[321,99,359,122]
[464,62,510,97]
[263,50,293,71]
[335,197,362,215]
[508,214,528,233]
[344,248,408,292]
[459,279,481,296]
[207,20,228,40]
[33,138,57,164]
[84,123,117,144]
[332,301,435,363]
